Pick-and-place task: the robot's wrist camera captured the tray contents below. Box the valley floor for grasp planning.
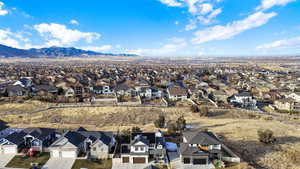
[0,101,300,169]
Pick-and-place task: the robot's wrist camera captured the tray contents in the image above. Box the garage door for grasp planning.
[133,157,146,164]
[51,150,60,158]
[61,151,76,158]
[3,147,17,154]
[193,158,207,165]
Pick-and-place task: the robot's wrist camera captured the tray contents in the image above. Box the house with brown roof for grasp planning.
[167,86,188,101]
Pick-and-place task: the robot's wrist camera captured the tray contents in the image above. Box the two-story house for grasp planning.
[228,91,257,109]
[167,86,188,101]
[49,127,115,159]
[93,85,115,95]
[120,131,166,164]
[179,131,222,166]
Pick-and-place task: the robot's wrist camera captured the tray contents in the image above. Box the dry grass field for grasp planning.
[0,100,53,115]
[0,101,300,169]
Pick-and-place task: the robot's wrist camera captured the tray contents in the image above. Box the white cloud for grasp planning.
[174,21,180,25]
[185,19,197,31]
[197,8,222,24]
[200,3,213,15]
[70,19,79,25]
[256,0,296,10]
[192,11,277,44]
[257,36,300,49]
[81,45,113,52]
[128,37,187,56]
[0,1,8,16]
[158,0,223,28]
[158,0,183,7]
[185,0,201,14]
[0,29,20,47]
[34,23,101,46]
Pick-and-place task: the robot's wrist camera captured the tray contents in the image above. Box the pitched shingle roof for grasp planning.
[64,131,87,147]
[5,131,27,146]
[183,131,221,145]
[0,120,8,131]
[23,128,56,141]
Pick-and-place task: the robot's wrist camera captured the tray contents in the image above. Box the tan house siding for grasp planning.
[90,140,109,159]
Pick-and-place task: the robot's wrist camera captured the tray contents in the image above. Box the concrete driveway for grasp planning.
[112,163,150,169]
[0,154,15,167]
[42,158,75,169]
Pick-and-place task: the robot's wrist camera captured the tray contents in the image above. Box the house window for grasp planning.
[140,147,144,151]
[183,158,190,164]
[93,147,96,151]
[135,147,138,151]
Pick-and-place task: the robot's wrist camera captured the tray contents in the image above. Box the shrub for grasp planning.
[167,123,178,135]
[154,114,166,128]
[258,129,276,144]
[199,106,209,117]
[131,126,142,133]
[190,105,200,113]
[176,116,186,131]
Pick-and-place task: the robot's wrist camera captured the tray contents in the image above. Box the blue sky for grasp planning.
[0,0,300,57]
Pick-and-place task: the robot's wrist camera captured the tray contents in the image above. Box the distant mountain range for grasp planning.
[0,44,138,58]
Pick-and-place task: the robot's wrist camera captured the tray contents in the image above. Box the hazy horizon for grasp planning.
[0,0,300,57]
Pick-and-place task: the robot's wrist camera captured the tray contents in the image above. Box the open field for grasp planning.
[0,101,300,169]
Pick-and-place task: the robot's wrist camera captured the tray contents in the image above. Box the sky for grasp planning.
[0,0,300,57]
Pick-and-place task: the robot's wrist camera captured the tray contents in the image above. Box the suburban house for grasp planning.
[167,86,188,101]
[0,127,56,154]
[0,131,27,154]
[64,87,75,97]
[274,98,296,111]
[115,83,136,96]
[4,85,28,97]
[120,131,166,164]
[32,85,58,96]
[151,86,163,99]
[18,78,33,88]
[72,82,85,97]
[138,86,163,100]
[93,85,115,95]
[228,91,257,109]
[138,87,152,99]
[287,92,300,102]
[49,127,115,159]
[179,131,222,166]
[22,128,57,152]
[0,121,20,139]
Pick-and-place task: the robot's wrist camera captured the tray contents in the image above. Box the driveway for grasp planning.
[0,154,15,167]
[112,163,149,169]
[42,158,75,169]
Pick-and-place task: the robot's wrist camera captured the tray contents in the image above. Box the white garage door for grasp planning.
[3,147,17,154]
[61,151,76,158]
[52,150,60,158]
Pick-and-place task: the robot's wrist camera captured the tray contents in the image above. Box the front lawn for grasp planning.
[6,152,50,169]
[71,159,112,169]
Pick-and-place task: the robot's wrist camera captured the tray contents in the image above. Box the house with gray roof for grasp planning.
[0,127,57,154]
[179,131,222,166]
[0,131,27,154]
[49,127,115,159]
